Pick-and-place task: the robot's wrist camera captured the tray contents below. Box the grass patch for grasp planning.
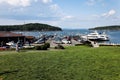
[0,46,120,80]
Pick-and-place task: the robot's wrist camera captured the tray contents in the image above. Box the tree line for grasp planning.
[89,25,120,31]
[0,23,62,31]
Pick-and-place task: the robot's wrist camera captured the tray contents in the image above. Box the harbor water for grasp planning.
[16,29,120,44]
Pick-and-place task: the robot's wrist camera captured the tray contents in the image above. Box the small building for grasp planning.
[25,36,36,43]
[0,32,25,46]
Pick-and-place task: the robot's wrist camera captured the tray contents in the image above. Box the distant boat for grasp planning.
[6,41,15,46]
[34,38,45,44]
[53,37,62,44]
[81,31,109,41]
[62,39,71,44]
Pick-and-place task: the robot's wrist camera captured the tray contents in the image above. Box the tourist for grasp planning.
[16,43,19,52]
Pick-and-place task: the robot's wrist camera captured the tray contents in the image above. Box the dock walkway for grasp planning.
[99,43,120,46]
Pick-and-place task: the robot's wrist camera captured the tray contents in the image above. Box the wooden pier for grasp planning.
[99,43,120,46]
[87,40,120,47]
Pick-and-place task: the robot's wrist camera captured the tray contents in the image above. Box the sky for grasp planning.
[0,0,120,29]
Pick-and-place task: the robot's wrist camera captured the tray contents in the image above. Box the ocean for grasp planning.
[17,29,120,44]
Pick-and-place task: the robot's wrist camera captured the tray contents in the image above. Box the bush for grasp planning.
[75,44,84,46]
[35,46,41,50]
[21,47,34,50]
[35,44,49,50]
[55,44,65,49]
[44,43,50,48]
[40,45,48,50]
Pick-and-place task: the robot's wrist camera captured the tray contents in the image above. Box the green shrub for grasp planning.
[40,45,48,50]
[44,43,50,48]
[35,44,48,50]
[35,46,41,50]
[75,44,82,46]
[55,44,65,49]
[21,47,34,50]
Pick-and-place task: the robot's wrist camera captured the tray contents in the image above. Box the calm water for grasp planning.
[16,29,120,44]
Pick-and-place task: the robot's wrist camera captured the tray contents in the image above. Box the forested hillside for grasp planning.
[89,25,120,31]
[0,23,62,31]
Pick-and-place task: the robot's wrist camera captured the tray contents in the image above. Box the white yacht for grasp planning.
[81,31,109,41]
[87,31,109,41]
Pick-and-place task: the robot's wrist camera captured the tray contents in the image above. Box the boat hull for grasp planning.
[88,38,109,41]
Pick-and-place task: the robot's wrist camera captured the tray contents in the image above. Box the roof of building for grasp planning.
[25,36,35,39]
[0,32,25,37]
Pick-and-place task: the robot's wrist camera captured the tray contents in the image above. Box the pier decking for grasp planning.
[99,43,120,46]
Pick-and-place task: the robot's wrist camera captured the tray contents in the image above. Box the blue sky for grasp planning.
[0,0,120,29]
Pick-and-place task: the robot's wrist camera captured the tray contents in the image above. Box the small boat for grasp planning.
[34,38,45,44]
[6,41,15,46]
[53,37,62,44]
[6,41,22,48]
[62,39,71,44]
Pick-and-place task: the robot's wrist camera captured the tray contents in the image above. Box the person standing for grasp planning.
[16,43,19,52]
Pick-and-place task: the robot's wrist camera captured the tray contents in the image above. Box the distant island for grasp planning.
[89,25,120,31]
[0,23,62,31]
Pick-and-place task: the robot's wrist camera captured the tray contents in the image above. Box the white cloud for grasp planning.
[0,0,61,19]
[0,0,69,24]
[50,4,59,11]
[108,10,116,16]
[42,0,52,4]
[102,9,116,17]
[0,0,31,7]
[61,15,74,20]
[86,0,104,6]
[0,0,81,29]
[92,9,116,18]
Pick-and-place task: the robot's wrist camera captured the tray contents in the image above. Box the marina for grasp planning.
[0,0,120,80]
[15,29,120,43]
[0,29,120,50]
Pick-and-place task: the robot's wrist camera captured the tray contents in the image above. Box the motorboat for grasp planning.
[6,41,23,48]
[81,31,109,41]
[62,39,71,44]
[6,41,15,46]
[87,31,109,41]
